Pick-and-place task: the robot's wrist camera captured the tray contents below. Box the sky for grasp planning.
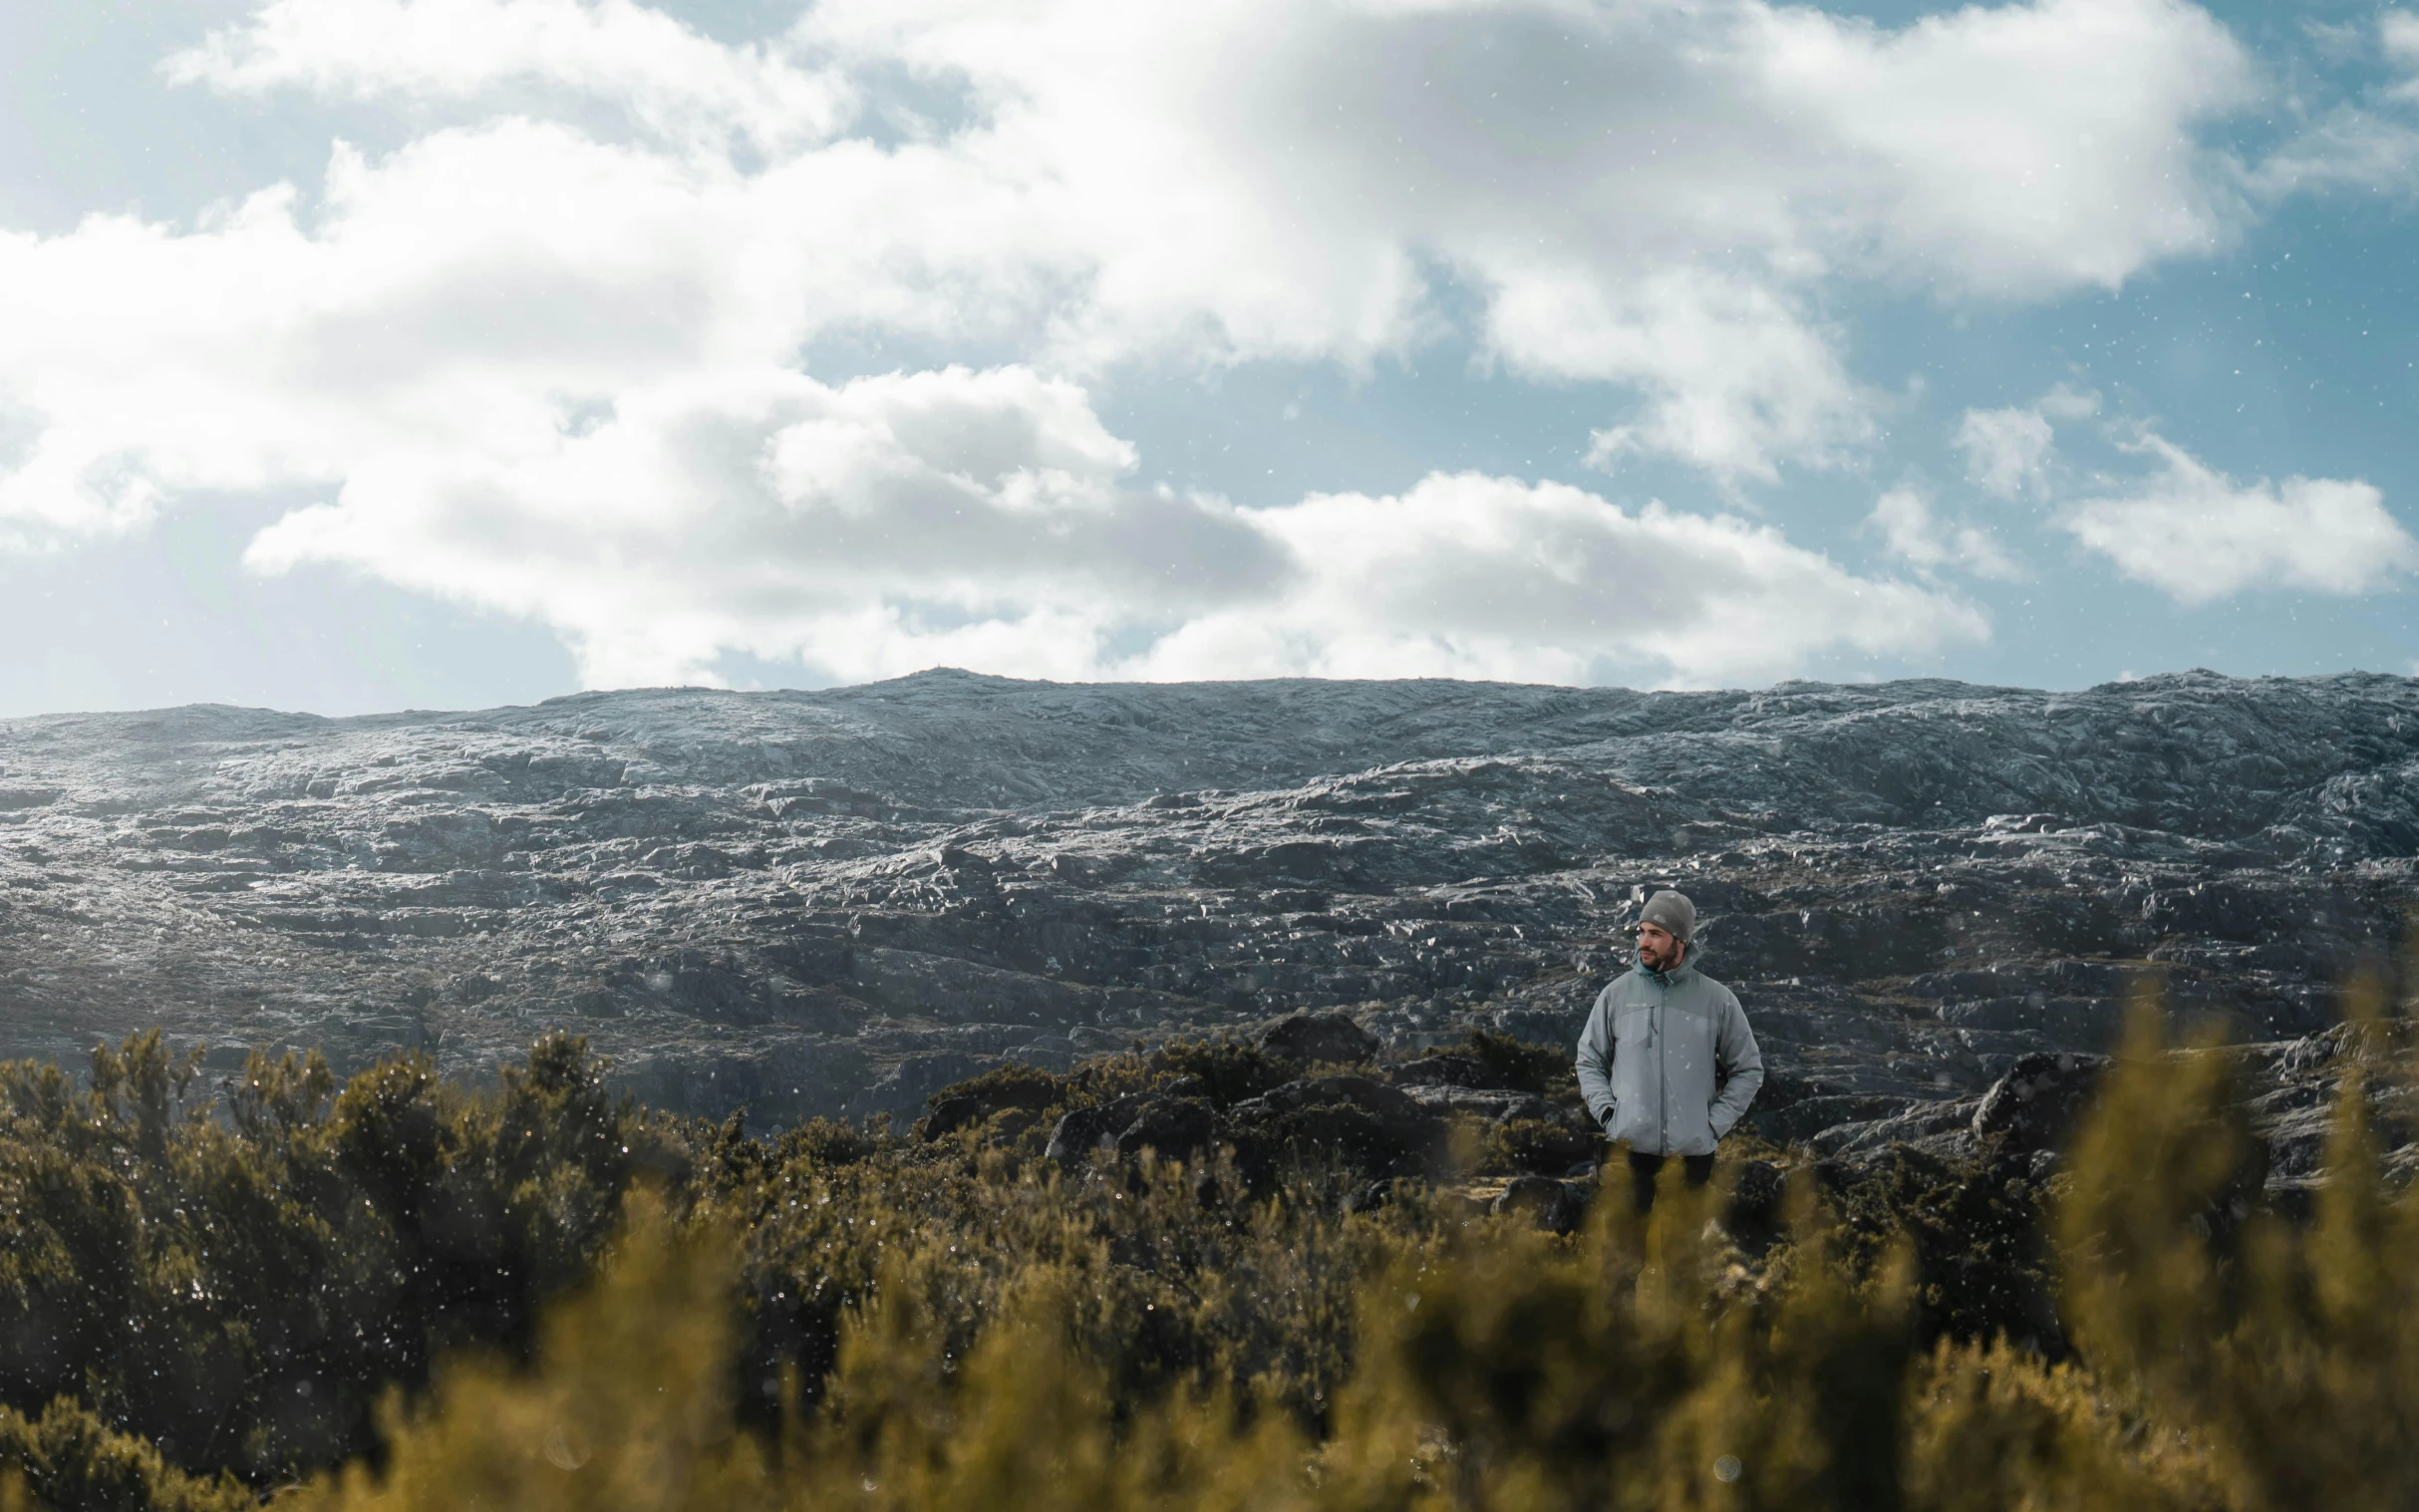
[2,0,2416,717]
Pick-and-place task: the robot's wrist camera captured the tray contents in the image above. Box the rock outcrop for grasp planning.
[1,668,2412,1172]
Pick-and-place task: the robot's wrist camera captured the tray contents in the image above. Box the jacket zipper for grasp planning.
[1656,976,1668,1153]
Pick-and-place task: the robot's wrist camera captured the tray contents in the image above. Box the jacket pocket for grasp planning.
[1663,1100,1717,1157]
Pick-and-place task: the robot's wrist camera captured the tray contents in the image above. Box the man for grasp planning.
[1575,889,1763,1210]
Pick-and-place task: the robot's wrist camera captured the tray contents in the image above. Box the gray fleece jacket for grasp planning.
[1574,954,1763,1156]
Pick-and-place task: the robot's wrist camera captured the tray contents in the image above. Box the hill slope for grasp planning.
[2,668,2412,1156]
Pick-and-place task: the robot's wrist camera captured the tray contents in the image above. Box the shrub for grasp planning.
[2057,980,2419,1509]
[1147,1040,1295,1107]
[0,1031,685,1488]
[0,1398,249,1512]
[8,978,2419,1511]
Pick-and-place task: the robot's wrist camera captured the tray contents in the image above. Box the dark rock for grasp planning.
[1044,1095,1145,1163]
[1722,1158,1788,1247]
[1232,1074,1426,1125]
[1226,1075,1446,1184]
[1752,1093,1912,1146]
[1737,1067,1819,1117]
[1971,1053,2110,1153]
[1398,1083,1544,1121]
[1392,1052,1494,1087]
[1344,1178,1393,1214]
[1257,1013,1380,1065]
[1228,1102,1436,1185]
[1492,1174,1583,1234]
[921,1094,990,1140]
[1115,1096,1217,1160]
[1814,1097,1983,1161]
[918,1063,1066,1139]
[847,1051,991,1121]
[1498,1109,1599,1173]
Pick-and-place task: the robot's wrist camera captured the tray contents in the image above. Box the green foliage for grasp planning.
[1485,1115,1599,1175]
[1826,1146,2061,1351]
[770,1117,874,1170]
[0,1031,685,1490]
[9,992,2419,1511]
[913,1062,1068,1140]
[0,1398,249,1512]
[271,1145,2131,1512]
[287,1192,762,1512]
[2058,977,2419,1510]
[1147,1039,1294,1108]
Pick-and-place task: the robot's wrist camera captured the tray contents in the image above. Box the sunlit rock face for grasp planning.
[0,669,2411,1164]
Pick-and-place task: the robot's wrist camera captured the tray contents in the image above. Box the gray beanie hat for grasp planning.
[1639,889,1696,943]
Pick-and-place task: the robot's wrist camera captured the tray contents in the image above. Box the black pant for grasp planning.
[1626,1150,1715,1213]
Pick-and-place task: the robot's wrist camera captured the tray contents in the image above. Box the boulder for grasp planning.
[1226,1076,1444,1186]
[1044,1095,1145,1163]
[1720,1158,1788,1248]
[1257,1013,1379,1066]
[921,1093,991,1140]
[1971,1052,2109,1153]
[1399,1084,1547,1121]
[1229,1103,1427,1185]
[1391,1052,1494,1088]
[1491,1174,1585,1234]
[1115,1096,1218,1161]
[918,1061,1068,1139]
[1232,1074,1426,1125]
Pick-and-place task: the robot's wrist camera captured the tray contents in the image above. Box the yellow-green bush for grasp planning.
[0,1398,249,1512]
[2057,984,2419,1511]
[0,1030,688,1494]
[9,991,2419,1511]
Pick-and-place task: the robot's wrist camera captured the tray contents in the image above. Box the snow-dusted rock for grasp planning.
[1,667,2412,1164]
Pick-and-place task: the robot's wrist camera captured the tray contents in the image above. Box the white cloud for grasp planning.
[2248,112,2419,199]
[1140,473,1988,687]
[163,0,853,153]
[245,364,1299,686]
[242,364,1982,688]
[1955,385,2096,499]
[1742,0,2253,292]
[1956,409,2057,501]
[2387,11,2419,94]
[2242,12,2419,198]
[874,0,2252,475]
[1541,270,1875,488]
[0,121,767,548]
[1868,487,2022,579]
[149,0,2259,481]
[0,0,2264,686]
[2062,435,2419,603]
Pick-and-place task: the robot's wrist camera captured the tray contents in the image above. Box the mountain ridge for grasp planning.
[2,668,2413,1176]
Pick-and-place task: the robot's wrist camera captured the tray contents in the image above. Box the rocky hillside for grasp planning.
[1,669,2412,1171]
